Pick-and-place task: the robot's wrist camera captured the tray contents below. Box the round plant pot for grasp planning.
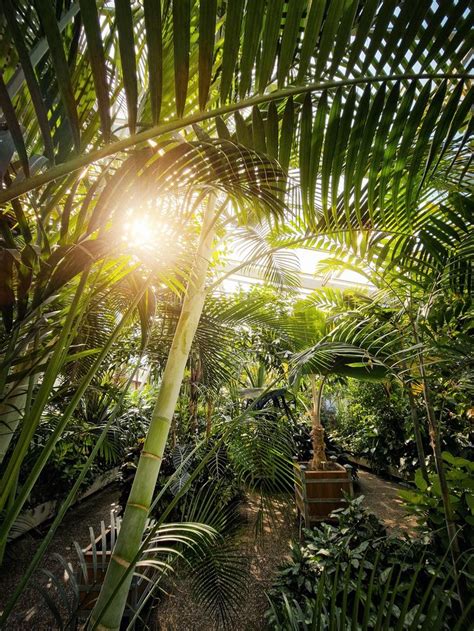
[295,461,353,526]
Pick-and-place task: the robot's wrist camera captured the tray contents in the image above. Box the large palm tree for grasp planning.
[293,198,473,585]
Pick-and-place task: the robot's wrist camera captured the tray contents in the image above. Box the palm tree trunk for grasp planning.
[205,397,213,439]
[90,197,217,630]
[406,382,429,484]
[310,375,327,470]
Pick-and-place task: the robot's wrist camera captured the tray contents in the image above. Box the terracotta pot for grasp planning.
[295,461,353,525]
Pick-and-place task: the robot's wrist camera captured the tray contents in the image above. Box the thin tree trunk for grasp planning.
[414,325,459,565]
[406,381,429,484]
[310,375,327,470]
[205,397,213,439]
[189,355,201,434]
[90,197,217,630]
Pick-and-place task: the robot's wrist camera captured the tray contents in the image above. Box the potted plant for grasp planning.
[294,373,354,525]
[290,300,387,524]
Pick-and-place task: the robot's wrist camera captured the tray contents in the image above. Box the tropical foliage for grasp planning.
[0,0,472,629]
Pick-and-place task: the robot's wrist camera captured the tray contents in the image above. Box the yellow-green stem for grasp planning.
[90,196,217,630]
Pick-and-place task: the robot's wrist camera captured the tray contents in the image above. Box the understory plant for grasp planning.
[266,496,471,630]
[400,453,474,552]
[330,380,419,475]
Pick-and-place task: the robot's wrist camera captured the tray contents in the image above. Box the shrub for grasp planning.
[266,497,467,629]
[399,452,474,551]
[329,380,419,474]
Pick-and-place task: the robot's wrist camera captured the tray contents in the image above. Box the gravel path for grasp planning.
[155,494,297,631]
[0,484,121,630]
[0,471,417,629]
[357,470,418,536]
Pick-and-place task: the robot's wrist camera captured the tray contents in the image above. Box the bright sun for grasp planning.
[123,215,155,248]
[120,205,181,268]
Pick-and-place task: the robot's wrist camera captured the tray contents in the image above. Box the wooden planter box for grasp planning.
[295,461,353,526]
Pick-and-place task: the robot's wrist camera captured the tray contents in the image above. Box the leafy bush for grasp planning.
[399,452,474,551]
[266,497,466,629]
[330,380,420,474]
[19,386,151,505]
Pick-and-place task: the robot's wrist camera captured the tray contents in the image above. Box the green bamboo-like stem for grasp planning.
[0,271,90,510]
[309,375,327,470]
[90,196,217,630]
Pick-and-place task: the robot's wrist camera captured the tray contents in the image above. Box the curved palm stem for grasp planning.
[1,72,470,204]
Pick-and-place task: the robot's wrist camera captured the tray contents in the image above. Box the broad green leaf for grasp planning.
[2,0,54,162]
[431,84,473,179]
[376,0,428,74]
[115,0,138,133]
[277,0,305,88]
[144,0,163,124]
[279,96,294,175]
[299,92,313,211]
[308,90,328,215]
[238,0,265,98]
[405,80,446,210]
[198,0,217,111]
[173,0,191,117]
[378,81,416,218]
[297,0,326,83]
[343,84,370,218]
[35,0,80,149]
[315,0,345,79]
[79,0,111,140]
[391,81,431,219]
[346,0,378,75]
[220,0,245,103]
[352,85,385,225]
[215,116,231,140]
[389,0,431,72]
[329,0,359,76]
[368,81,400,217]
[258,0,285,93]
[361,0,396,75]
[421,0,471,71]
[252,106,266,153]
[321,89,342,220]
[414,468,428,491]
[234,111,251,147]
[331,86,356,215]
[266,101,279,159]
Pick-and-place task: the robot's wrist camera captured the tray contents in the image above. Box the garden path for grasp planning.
[357,470,418,536]
[0,471,416,629]
[0,484,121,630]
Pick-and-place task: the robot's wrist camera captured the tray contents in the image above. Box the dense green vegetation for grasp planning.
[0,0,472,628]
